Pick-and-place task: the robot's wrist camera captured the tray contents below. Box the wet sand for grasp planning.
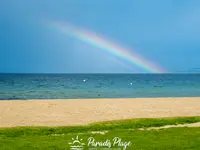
[0,97,200,127]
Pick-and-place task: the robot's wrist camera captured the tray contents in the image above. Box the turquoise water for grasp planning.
[0,74,200,99]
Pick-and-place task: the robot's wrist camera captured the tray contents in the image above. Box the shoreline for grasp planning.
[0,97,200,127]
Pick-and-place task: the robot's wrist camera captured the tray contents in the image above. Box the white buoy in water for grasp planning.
[130,82,133,85]
[83,79,86,82]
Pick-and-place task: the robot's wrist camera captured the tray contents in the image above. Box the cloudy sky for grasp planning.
[0,0,200,73]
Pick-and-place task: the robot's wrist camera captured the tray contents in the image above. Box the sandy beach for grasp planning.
[0,97,200,127]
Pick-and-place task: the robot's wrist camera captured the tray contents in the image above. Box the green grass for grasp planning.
[0,116,200,150]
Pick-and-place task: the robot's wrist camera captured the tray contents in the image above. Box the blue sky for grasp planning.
[0,0,200,73]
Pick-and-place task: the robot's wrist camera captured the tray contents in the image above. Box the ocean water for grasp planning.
[0,74,200,99]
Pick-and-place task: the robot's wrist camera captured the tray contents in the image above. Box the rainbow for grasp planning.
[49,21,167,73]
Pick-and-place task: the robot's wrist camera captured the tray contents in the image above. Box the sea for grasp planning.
[0,74,200,100]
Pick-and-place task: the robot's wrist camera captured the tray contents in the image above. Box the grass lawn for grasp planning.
[0,116,200,150]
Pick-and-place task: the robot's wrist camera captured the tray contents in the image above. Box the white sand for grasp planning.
[0,97,200,127]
